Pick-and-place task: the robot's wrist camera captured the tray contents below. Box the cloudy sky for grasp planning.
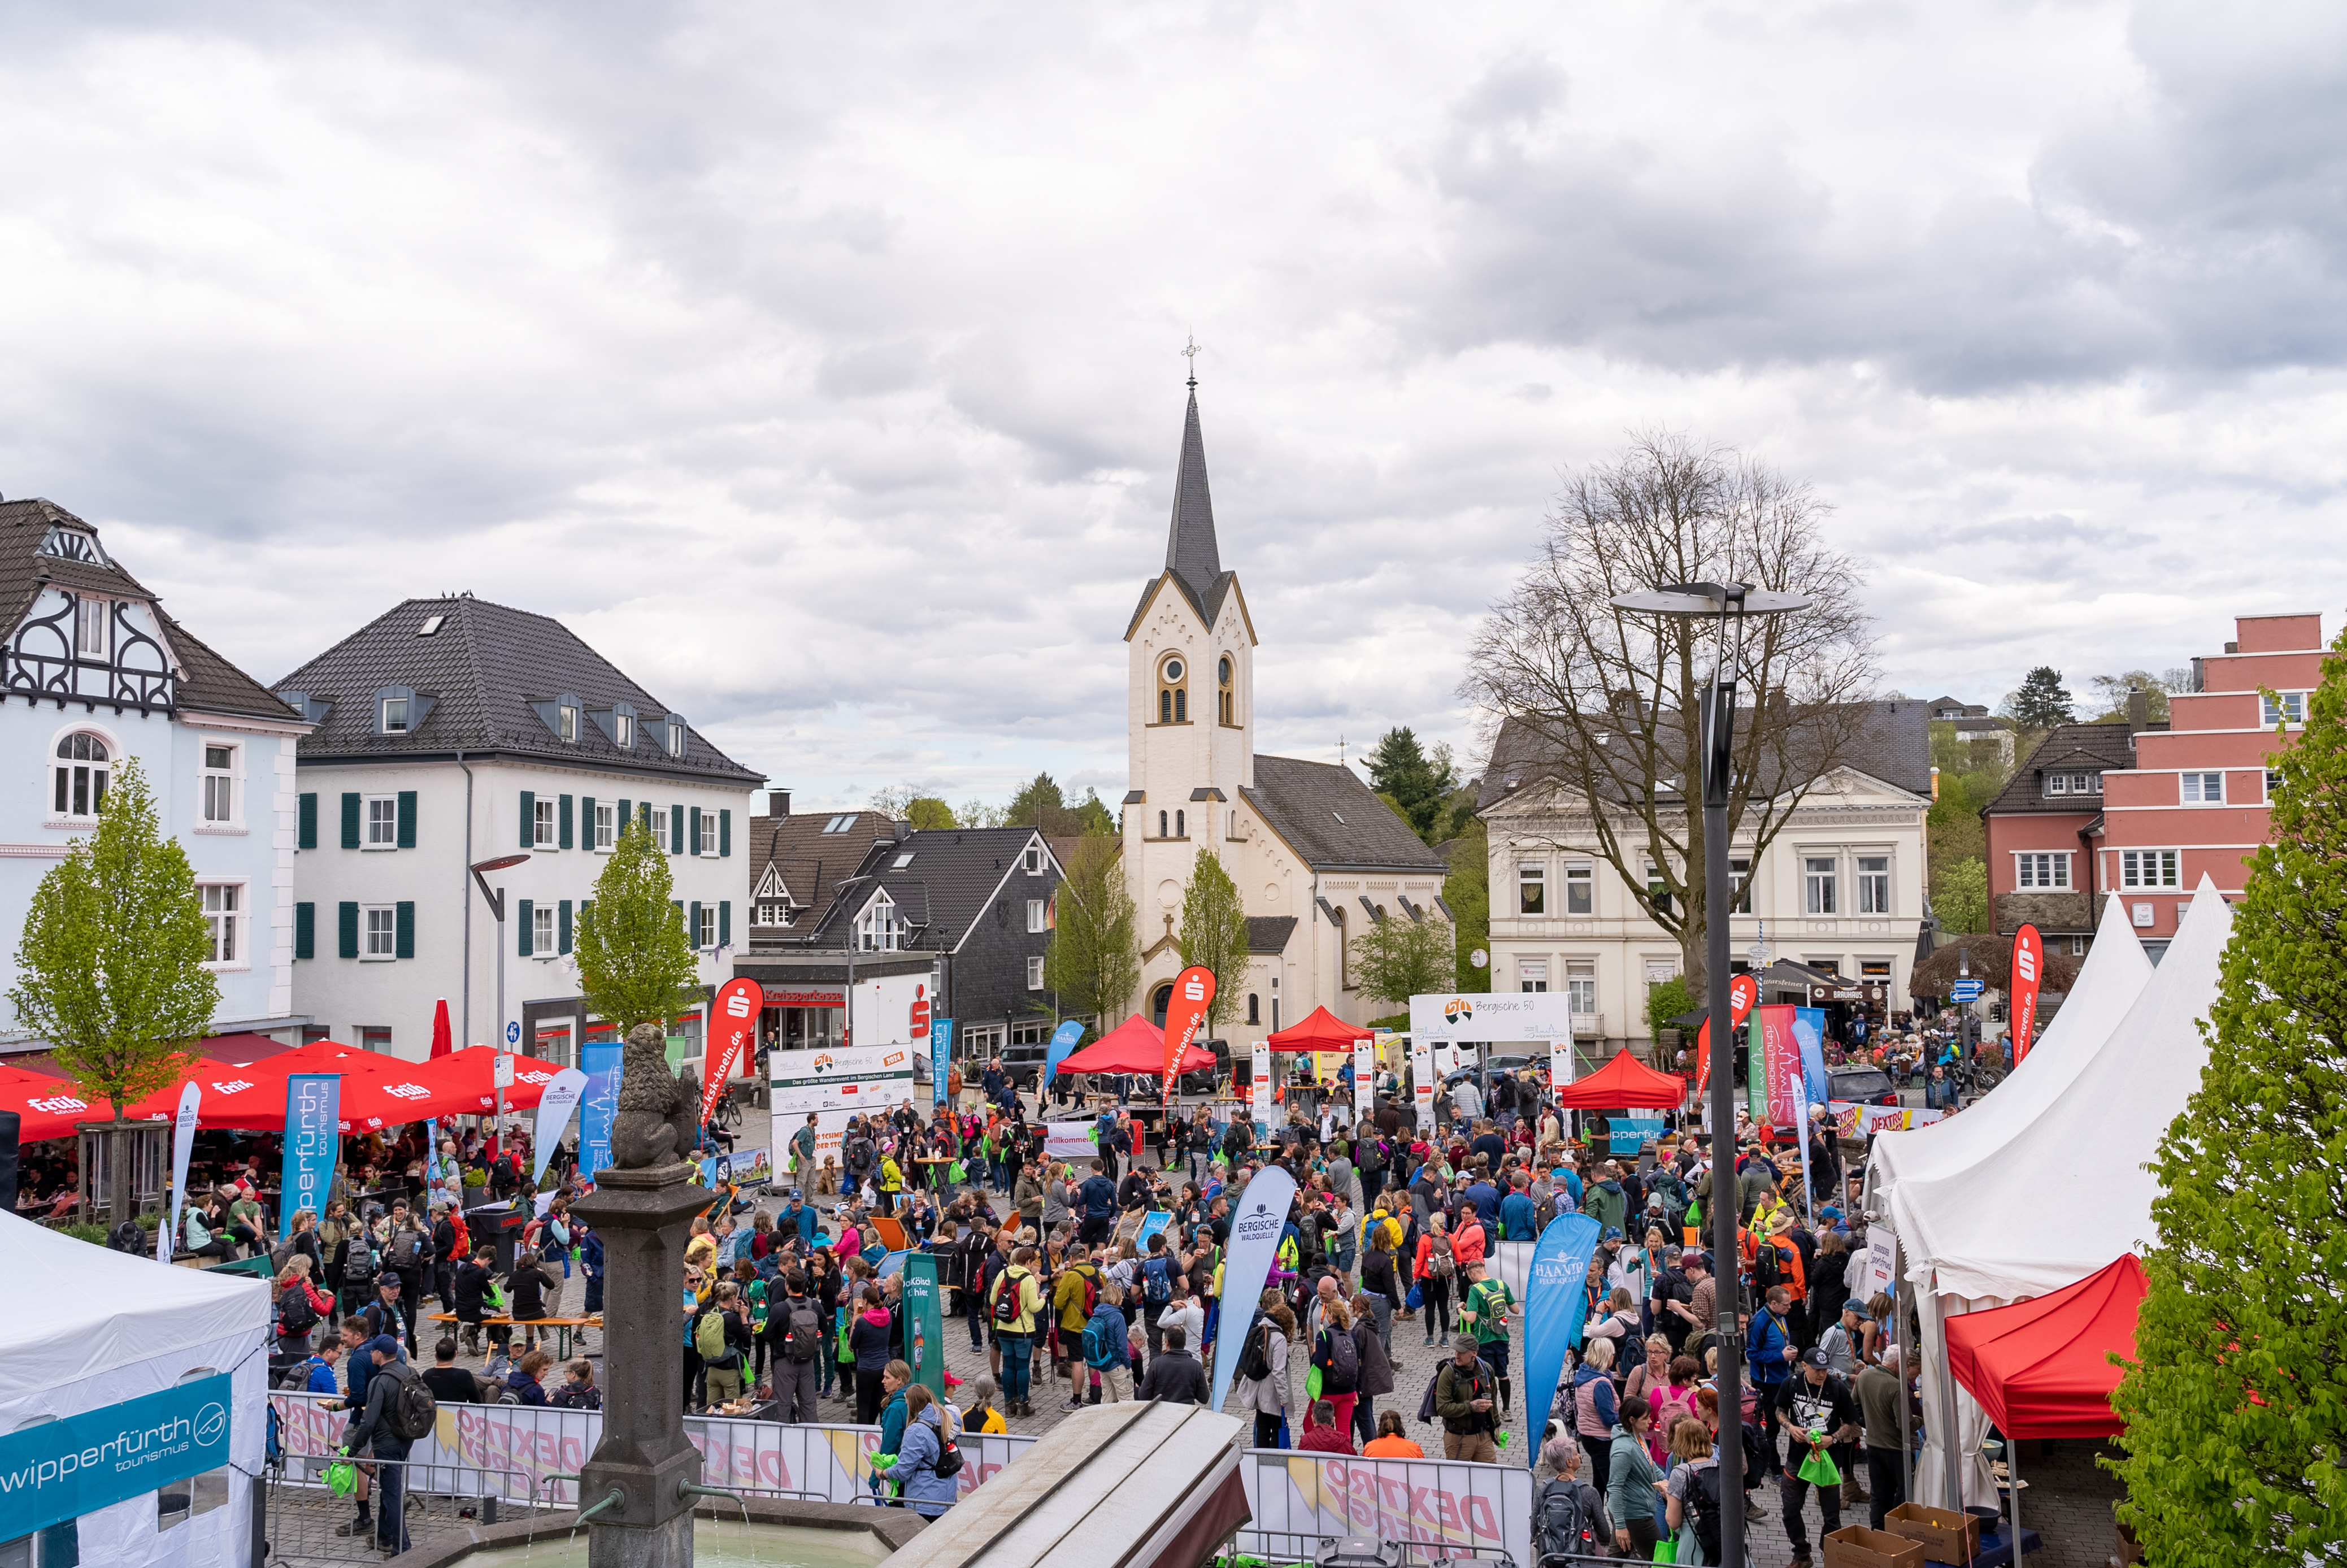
[3,1,2342,810]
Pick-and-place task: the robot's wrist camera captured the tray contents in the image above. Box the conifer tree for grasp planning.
[2109,627,2347,1564]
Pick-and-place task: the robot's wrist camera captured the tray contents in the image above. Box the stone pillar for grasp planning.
[570,1161,710,1568]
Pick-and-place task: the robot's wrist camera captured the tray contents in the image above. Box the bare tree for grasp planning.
[1462,431,1878,993]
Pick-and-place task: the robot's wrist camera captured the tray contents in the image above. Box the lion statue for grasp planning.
[608,1022,702,1170]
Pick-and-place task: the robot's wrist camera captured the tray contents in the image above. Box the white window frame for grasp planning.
[1025,897,1046,933]
[1517,862,1546,915]
[1023,845,1043,874]
[2261,691,2306,727]
[1728,855,1753,914]
[2180,771,2224,805]
[1804,855,1838,915]
[594,802,615,851]
[2044,772,2068,796]
[857,894,899,953]
[2013,851,2070,891]
[558,704,579,744]
[1025,955,1045,991]
[75,596,110,659]
[1518,959,1548,994]
[651,806,670,846]
[614,713,634,748]
[666,720,685,759]
[698,811,718,856]
[1563,863,1593,915]
[2120,849,2180,889]
[199,881,246,969]
[697,905,716,949]
[363,904,399,962]
[1857,854,1892,913]
[366,793,399,850]
[1565,961,1597,1016]
[199,742,238,828]
[529,904,556,956]
[50,729,112,823]
[381,694,410,734]
[2265,768,2284,802]
[534,797,558,848]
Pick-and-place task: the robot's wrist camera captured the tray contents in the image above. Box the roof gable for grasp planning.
[1242,754,1447,873]
[1984,723,2137,815]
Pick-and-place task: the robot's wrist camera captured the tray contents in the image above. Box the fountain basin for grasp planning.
[399,1497,924,1568]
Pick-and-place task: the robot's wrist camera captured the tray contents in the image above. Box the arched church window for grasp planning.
[1218,655,1235,725]
[1159,655,1188,724]
[1175,809,1186,837]
[1160,690,1172,724]
[1158,811,1168,838]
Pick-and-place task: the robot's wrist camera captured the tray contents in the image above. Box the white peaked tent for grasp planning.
[0,1210,270,1567]
[1866,893,2154,1204]
[1887,878,2232,1509]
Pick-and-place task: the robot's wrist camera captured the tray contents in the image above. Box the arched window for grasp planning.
[1158,655,1188,724]
[1248,993,1261,1024]
[1219,655,1235,726]
[1159,689,1172,724]
[53,732,109,819]
[1151,983,1174,1028]
[1175,809,1185,838]
[1158,810,1168,838]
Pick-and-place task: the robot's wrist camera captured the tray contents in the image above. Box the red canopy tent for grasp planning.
[1058,1014,1216,1076]
[1264,1006,1373,1053]
[1946,1252,2145,1439]
[1551,1048,1689,1110]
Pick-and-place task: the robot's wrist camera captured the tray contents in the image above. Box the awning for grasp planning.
[1946,1253,2145,1439]
[1551,1048,1688,1110]
[1059,1017,1215,1076]
[1264,1005,1372,1053]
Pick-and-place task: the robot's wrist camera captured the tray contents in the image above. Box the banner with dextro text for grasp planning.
[1161,964,1215,1106]
[280,1074,340,1240]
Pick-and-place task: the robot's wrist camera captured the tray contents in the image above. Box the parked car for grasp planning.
[1441,1052,1544,1089]
[998,1039,1051,1088]
[1826,1066,1900,1107]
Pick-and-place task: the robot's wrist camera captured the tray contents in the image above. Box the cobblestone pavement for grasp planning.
[518,1172,2115,1568]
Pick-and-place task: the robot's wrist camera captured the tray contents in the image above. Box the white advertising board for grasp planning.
[768,1041,917,1167]
[1409,991,1576,1044]
[851,971,935,1050]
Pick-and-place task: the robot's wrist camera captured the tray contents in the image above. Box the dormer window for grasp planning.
[666,719,685,758]
[38,525,108,565]
[383,696,410,733]
[614,713,633,748]
[857,892,901,952]
[1023,844,1042,874]
[559,704,579,743]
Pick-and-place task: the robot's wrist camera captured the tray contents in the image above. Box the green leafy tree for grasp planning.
[1041,834,1139,1028]
[574,819,704,1031]
[1932,857,1989,935]
[957,798,1003,828]
[1000,772,1114,836]
[906,797,955,829]
[1177,851,1250,1037]
[1365,728,1459,844]
[1644,975,1697,1044]
[1350,909,1455,1007]
[2086,669,2189,724]
[2001,665,2074,729]
[1441,821,1491,991]
[2109,633,2347,1564]
[10,758,218,1225]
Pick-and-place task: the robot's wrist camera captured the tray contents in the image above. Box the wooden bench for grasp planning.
[427,1312,599,1361]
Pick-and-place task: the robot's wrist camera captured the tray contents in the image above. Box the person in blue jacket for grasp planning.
[890,1384,960,1518]
[1746,1283,1798,1452]
[1497,1172,1539,1241]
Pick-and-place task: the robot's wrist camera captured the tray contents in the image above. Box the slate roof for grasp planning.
[1246,915,1298,954]
[274,594,760,783]
[1125,390,1243,637]
[1243,754,1448,873]
[1475,699,1933,813]
[746,808,902,926]
[1983,723,2137,815]
[0,497,301,723]
[786,826,1060,954]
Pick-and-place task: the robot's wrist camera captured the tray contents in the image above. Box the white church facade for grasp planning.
[1119,386,1448,1045]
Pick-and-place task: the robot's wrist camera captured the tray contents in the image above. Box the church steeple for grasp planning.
[1163,389,1222,606]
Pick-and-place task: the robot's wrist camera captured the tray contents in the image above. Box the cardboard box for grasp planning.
[1885,1502,1983,1563]
[1823,1526,1928,1568]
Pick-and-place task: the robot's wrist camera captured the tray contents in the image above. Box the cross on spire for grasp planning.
[1183,335,1202,389]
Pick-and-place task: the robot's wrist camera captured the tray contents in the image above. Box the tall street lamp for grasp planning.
[470,853,532,1137]
[1613,580,1810,1568]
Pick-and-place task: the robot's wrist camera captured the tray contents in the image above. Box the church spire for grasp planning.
[1163,381,1222,605]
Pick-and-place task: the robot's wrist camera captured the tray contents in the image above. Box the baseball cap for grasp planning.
[1845,1298,1870,1314]
[368,1334,402,1359]
[1801,1347,1829,1369]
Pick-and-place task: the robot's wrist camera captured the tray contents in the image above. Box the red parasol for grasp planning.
[430,999,454,1059]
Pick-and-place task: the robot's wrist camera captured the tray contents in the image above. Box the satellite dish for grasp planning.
[1470,948,1489,969]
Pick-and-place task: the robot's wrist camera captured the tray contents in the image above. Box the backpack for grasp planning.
[346,1233,381,1283]
[783,1300,824,1362]
[390,1230,425,1270]
[992,1270,1027,1326]
[1237,1319,1275,1384]
[929,1409,964,1479]
[1141,1255,1174,1308]
[1429,1235,1456,1280]
[277,1355,327,1392]
[1534,1476,1600,1563]
[694,1309,733,1365]
[278,1285,319,1337]
[1753,1236,1784,1292]
[1685,1463,1725,1560]
[389,1370,438,1443]
[1322,1323,1359,1393]
[1081,1312,1117,1370]
[1070,1265,1099,1319]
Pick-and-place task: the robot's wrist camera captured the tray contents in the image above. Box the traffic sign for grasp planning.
[505,1020,521,1045]
[1949,979,1985,1002]
[494,1052,516,1088]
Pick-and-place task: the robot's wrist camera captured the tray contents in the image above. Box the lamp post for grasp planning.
[1613,580,1810,1568]
[470,853,531,1143]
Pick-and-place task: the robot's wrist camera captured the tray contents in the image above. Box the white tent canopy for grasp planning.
[0,1211,270,1567]
[1866,893,2153,1206]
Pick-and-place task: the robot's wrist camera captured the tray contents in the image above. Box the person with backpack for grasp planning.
[774,1270,825,1423]
[1306,1298,1361,1440]
[284,1336,342,1396]
[1051,1246,1103,1409]
[1433,1338,1502,1463]
[356,1273,411,1362]
[276,1256,331,1354]
[1136,1233,1178,1357]
[1663,1411,1726,1563]
[1533,1436,1612,1565]
[1607,1393,1667,1558]
[1413,1214,1458,1347]
[989,1246,1046,1415]
[888,1383,963,1518]
[1083,1281,1134,1403]
[1572,1338,1623,1492]
[341,1335,433,1556]
[1747,1284,1799,1456]
[1458,1257,1518,1416]
[1234,1300,1294,1447]
[698,1283,752,1409]
[336,1211,385,1323]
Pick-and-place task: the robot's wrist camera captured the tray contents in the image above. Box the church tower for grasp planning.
[1123,378,1257,967]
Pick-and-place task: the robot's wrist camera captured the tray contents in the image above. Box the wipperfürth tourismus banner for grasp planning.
[279,1074,340,1239]
[0,1374,231,1540]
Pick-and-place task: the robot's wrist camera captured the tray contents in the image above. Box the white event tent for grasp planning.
[1868,880,2231,1508]
[0,1210,271,1567]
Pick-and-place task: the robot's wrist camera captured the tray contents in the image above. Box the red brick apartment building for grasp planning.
[1985,613,2327,960]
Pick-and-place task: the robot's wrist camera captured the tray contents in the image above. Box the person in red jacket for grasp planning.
[1298,1399,1355,1455]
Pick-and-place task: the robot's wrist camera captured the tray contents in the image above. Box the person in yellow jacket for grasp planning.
[878,1152,906,1214]
[1052,1251,1103,1409]
[988,1248,1046,1415]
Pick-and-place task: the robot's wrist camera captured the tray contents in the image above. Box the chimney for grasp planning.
[2127,690,2149,734]
[767,790,790,817]
[893,821,912,842]
[2224,641,2239,654]
[2189,657,2205,693]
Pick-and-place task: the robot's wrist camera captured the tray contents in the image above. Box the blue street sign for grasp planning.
[506,1020,522,1044]
[1949,979,1985,1002]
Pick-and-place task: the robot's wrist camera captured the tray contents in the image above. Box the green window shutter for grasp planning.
[671,804,685,855]
[689,900,702,948]
[294,902,315,960]
[689,806,702,856]
[719,900,732,947]
[395,901,416,959]
[337,902,359,959]
[559,794,575,850]
[341,793,361,849]
[298,794,318,851]
[397,790,418,849]
[581,796,597,851]
[720,809,732,857]
[518,899,535,957]
[618,798,632,840]
[520,790,536,849]
[559,899,573,955]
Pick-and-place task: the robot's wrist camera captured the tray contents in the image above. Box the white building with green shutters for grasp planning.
[276,593,763,1065]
